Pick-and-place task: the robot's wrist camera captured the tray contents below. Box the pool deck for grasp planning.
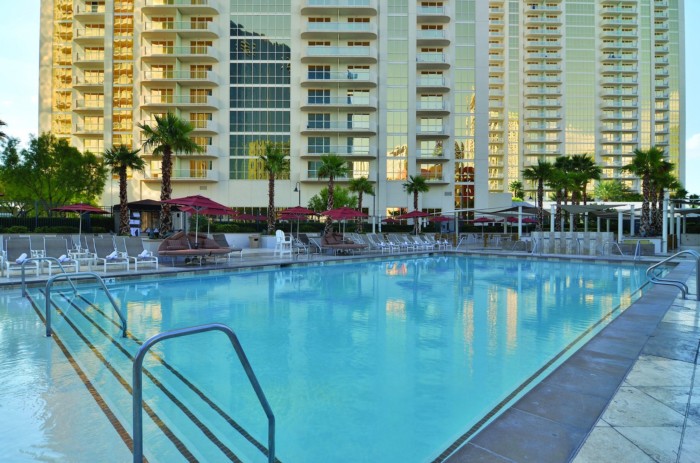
[2,245,699,462]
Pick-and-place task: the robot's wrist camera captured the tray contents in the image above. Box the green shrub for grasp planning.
[6,225,29,233]
[91,226,107,234]
[212,223,240,233]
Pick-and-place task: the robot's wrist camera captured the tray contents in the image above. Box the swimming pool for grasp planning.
[13,255,646,462]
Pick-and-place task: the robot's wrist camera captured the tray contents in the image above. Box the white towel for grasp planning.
[139,250,149,258]
[58,254,70,263]
[15,253,27,264]
[106,251,118,260]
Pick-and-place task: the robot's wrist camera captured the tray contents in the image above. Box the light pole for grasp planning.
[294,182,301,206]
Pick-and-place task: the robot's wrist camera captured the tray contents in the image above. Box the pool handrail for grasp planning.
[132,323,276,463]
[44,272,126,337]
[646,250,699,300]
[21,257,78,297]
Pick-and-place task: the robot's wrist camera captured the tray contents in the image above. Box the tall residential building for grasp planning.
[39,0,684,217]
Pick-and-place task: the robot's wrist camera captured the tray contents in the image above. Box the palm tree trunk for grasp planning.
[413,191,420,234]
[324,176,334,235]
[356,192,364,234]
[640,175,651,236]
[536,180,544,231]
[267,173,275,235]
[159,150,173,237]
[555,193,562,232]
[119,166,129,235]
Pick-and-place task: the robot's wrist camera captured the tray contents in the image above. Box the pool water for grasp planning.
[20,256,646,463]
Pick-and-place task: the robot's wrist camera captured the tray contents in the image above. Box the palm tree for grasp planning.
[0,119,7,142]
[546,169,570,231]
[103,145,145,235]
[568,154,602,205]
[402,174,430,234]
[137,113,202,237]
[509,180,524,201]
[651,159,676,234]
[522,160,553,231]
[623,146,665,236]
[259,142,289,235]
[317,154,349,234]
[348,177,374,233]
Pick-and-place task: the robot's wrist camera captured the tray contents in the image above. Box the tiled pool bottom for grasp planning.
[0,256,696,463]
[446,260,699,463]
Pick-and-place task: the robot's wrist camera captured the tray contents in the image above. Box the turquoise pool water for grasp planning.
[15,256,646,462]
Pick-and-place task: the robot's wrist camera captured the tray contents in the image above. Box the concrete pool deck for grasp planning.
[1,247,698,462]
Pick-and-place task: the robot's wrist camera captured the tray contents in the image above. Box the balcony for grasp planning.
[601,122,638,132]
[417,29,450,46]
[142,69,219,86]
[302,21,377,40]
[600,111,638,121]
[416,76,450,92]
[416,148,449,161]
[73,99,104,113]
[655,33,669,43]
[524,110,561,120]
[601,98,638,109]
[524,39,562,49]
[525,74,561,84]
[74,51,106,68]
[74,3,107,19]
[301,172,376,183]
[303,145,376,159]
[654,79,669,88]
[302,46,377,64]
[524,134,561,143]
[300,96,377,111]
[416,127,449,139]
[601,87,638,97]
[524,98,561,108]
[301,120,376,135]
[73,76,105,90]
[524,15,562,26]
[416,100,449,115]
[416,52,449,69]
[417,6,450,24]
[142,20,219,39]
[141,45,218,62]
[74,123,104,135]
[526,28,562,37]
[600,30,637,39]
[142,0,219,15]
[144,168,219,183]
[524,85,562,96]
[600,40,638,51]
[73,27,106,44]
[524,63,561,72]
[142,94,217,110]
[301,69,376,88]
[527,52,562,60]
[300,0,377,15]
[525,122,561,131]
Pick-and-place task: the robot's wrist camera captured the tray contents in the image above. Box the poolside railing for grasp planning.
[646,249,700,300]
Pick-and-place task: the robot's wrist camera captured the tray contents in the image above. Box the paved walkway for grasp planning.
[573,268,700,463]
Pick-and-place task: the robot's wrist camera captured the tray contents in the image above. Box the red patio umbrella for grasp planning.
[235,213,267,221]
[429,215,452,222]
[52,203,108,243]
[382,217,399,224]
[321,207,367,233]
[522,217,538,224]
[396,210,430,220]
[180,205,238,234]
[162,195,229,241]
[280,206,317,235]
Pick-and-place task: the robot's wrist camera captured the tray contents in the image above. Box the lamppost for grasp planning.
[294,182,301,206]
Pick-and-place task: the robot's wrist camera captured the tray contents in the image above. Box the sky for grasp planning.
[0,2,698,194]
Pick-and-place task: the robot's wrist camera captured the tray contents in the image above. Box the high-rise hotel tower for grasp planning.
[39,0,684,216]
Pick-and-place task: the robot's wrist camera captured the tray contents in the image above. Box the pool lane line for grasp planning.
[72,291,280,462]
[24,292,150,463]
[432,280,650,463]
[34,290,202,463]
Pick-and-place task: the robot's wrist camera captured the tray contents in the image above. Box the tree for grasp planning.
[308,186,357,212]
[651,159,676,234]
[259,142,289,235]
[522,160,553,231]
[509,180,524,201]
[568,154,602,205]
[546,169,569,231]
[623,146,665,236]
[0,119,6,142]
[594,180,636,202]
[402,174,430,233]
[317,154,349,235]
[0,133,106,215]
[103,145,145,235]
[138,113,202,237]
[348,177,374,233]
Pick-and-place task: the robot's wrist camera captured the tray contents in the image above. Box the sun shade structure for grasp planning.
[162,195,229,241]
[52,203,108,242]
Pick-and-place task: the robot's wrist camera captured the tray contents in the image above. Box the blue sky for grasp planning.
[1,1,698,194]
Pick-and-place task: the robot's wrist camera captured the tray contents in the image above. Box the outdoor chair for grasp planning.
[4,237,39,278]
[274,230,293,257]
[211,233,243,261]
[42,237,79,275]
[117,236,159,270]
[90,236,129,272]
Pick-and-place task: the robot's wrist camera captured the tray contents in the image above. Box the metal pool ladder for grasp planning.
[132,323,276,463]
[44,271,127,337]
[646,250,699,300]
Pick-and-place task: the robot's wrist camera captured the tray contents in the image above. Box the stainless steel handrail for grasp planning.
[21,257,78,296]
[132,323,275,463]
[44,272,126,337]
[646,250,699,300]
